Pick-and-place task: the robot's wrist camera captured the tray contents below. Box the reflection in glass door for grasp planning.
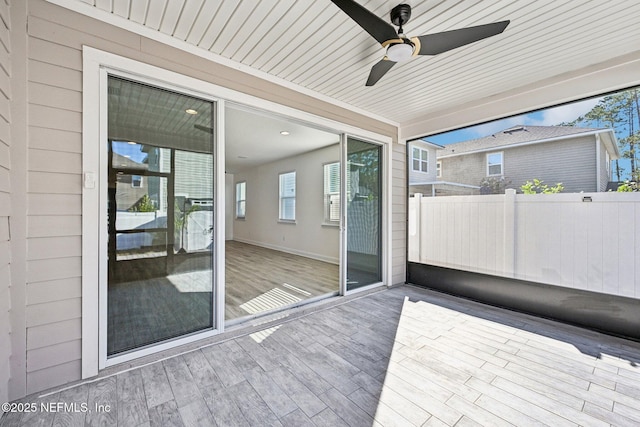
[346,137,382,290]
[106,76,215,356]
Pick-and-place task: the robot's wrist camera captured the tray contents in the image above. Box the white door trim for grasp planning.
[81,46,392,378]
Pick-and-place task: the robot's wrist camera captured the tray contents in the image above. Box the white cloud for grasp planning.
[466,96,603,138]
[537,97,602,125]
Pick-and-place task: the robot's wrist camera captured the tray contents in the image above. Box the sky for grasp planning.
[112,141,148,163]
[425,97,602,146]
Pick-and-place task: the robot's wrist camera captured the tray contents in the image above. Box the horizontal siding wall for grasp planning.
[392,142,406,285]
[409,192,640,299]
[0,0,10,405]
[22,0,399,395]
[26,0,83,391]
[438,137,598,193]
[438,152,486,188]
[505,136,596,193]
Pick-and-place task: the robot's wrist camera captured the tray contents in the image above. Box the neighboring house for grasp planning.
[435,125,620,194]
[408,139,482,196]
[408,140,441,195]
[112,152,149,211]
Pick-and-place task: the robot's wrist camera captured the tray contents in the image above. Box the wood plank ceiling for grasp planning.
[61,0,640,127]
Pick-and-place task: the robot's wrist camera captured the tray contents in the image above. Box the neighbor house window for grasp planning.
[279,171,296,221]
[236,181,246,219]
[412,147,429,172]
[131,175,143,188]
[436,161,442,178]
[323,162,340,224]
[487,152,503,176]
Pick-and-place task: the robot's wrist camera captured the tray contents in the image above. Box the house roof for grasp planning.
[433,125,620,159]
[410,140,445,150]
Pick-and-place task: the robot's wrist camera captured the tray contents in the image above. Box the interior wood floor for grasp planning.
[225,241,339,320]
[107,241,338,354]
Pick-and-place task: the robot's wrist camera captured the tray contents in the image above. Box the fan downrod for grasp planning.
[390,4,412,27]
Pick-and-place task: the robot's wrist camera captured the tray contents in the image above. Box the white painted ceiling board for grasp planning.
[142,0,165,30]
[172,0,205,40]
[50,0,640,128]
[128,0,147,24]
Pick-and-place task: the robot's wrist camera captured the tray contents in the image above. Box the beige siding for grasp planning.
[18,0,400,395]
[0,0,10,404]
[392,143,406,285]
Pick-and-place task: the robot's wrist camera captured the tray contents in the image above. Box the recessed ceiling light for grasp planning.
[280,131,290,136]
[185,109,198,115]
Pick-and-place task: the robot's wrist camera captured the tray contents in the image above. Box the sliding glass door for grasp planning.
[106,76,215,356]
[346,137,383,291]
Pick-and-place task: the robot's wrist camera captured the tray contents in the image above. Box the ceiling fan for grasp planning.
[329,1,510,86]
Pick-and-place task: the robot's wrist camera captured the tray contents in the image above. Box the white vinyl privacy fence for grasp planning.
[409,190,640,299]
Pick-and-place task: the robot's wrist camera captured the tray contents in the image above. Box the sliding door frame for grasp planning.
[340,135,389,295]
[82,47,392,378]
[96,67,225,369]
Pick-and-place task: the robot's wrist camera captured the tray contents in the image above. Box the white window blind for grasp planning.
[323,162,340,223]
[236,181,246,218]
[279,172,296,221]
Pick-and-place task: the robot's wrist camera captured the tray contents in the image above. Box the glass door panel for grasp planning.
[346,137,382,291]
[107,76,215,356]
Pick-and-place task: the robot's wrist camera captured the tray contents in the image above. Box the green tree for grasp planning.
[567,88,640,181]
[520,179,564,194]
[129,194,156,212]
[617,180,639,192]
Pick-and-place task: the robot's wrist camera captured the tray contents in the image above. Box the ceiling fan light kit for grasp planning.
[386,42,413,62]
[330,0,510,86]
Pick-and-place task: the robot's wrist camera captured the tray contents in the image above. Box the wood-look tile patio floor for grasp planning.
[2,284,639,426]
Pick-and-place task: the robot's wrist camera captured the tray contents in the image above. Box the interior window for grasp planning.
[323,162,340,224]
[279,171,296,221]
[236,181,246,218]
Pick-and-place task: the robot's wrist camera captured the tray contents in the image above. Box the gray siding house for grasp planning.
[435,125,620,194]
[408,139,484,196]
[407,140,442,195]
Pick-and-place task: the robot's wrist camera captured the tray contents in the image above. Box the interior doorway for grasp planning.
[224,105,341,321]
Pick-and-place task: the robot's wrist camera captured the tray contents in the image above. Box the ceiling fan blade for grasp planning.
[330,0,398,44]
[366,59,396,86]
[414,20,510,55]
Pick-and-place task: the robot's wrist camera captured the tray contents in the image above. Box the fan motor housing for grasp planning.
[390,4,412,27]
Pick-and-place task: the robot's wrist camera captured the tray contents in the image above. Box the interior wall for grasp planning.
[0,0,12,404]
[233,144,340,264]
[4,0,397,398]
